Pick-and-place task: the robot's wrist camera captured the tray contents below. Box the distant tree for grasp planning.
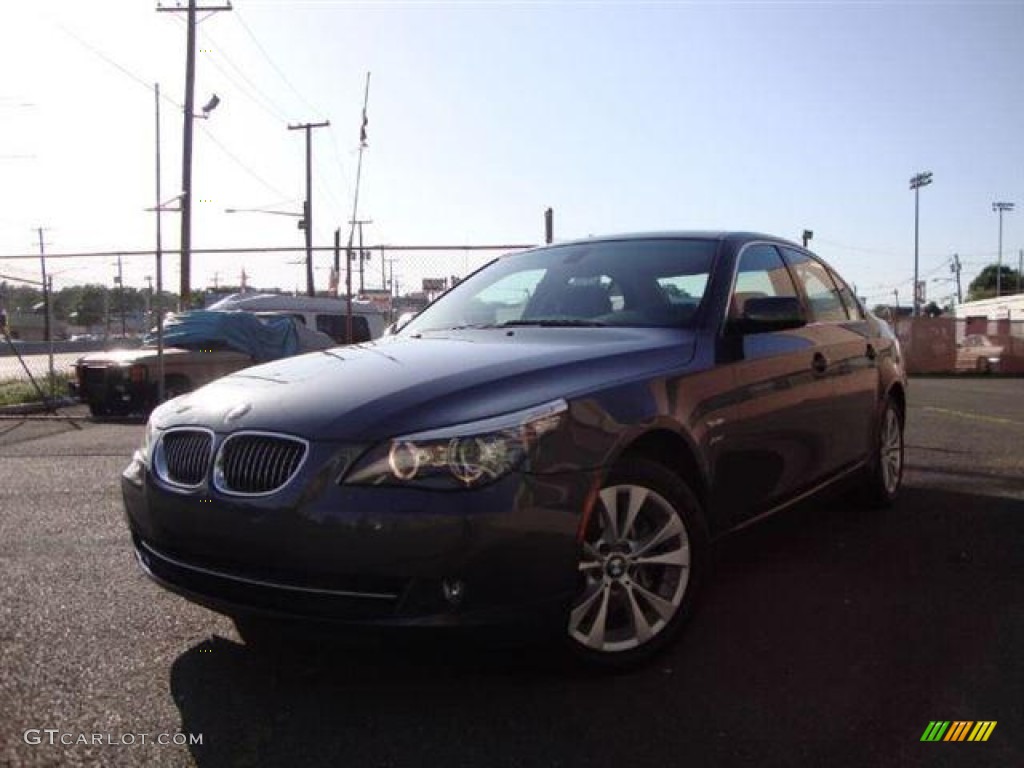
[967,264,1023,301]
[923,301,944,317]
[74,285,110,327]
[4,284,42,312]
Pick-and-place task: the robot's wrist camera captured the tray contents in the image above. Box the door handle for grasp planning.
[812,352,829,376]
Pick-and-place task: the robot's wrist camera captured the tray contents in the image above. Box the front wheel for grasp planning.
[567,458,707,668]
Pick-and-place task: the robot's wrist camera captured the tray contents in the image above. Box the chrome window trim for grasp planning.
[212,430,311,498]
[152,426,216,493]
[720,240,803,332]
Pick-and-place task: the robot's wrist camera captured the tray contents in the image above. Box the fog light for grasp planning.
[442,578,465,606]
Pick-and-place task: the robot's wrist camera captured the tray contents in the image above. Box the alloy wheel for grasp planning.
[880,405,903,496]
[570,483,691,654]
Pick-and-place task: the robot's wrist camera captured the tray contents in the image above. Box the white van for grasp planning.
[207,293,387,344]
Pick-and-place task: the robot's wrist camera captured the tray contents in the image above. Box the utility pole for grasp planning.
[909,171,933,317]
[345,72,372,316]
[333,228,341,298]
[36,227,50,342]
[154,81,166,403]
[1018,249,1022,294]
[545,207,554,244]
[157,0,232,308]
[350,218,372,294]
[951,253,963,305]
[288,120,330,296]
[114,254,126,337]
[992,201,1014,297]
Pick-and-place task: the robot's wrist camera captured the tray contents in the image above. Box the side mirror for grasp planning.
[386,311,417,336]
[730,296,807,334]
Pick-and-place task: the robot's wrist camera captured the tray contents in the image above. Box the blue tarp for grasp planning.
[143,310,299,362]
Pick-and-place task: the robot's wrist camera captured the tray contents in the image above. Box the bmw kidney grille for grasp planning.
[213,432,308,496]
[156,429,214,488]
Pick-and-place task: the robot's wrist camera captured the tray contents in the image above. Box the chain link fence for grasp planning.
[1,244,535,410]
[5,246,1020,413]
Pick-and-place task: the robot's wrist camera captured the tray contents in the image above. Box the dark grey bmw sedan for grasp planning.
[122,232,907,666]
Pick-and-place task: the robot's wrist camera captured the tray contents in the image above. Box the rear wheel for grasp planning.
[567,458,706,668]
[861,396,904,508]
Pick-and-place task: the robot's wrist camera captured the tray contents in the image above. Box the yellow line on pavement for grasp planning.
[922,406,1024,427]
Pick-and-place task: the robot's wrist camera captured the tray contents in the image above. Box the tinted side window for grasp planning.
[316,314,370,343]
[781,248,847,323]
[829,268,864,320]
[729,244,799,320]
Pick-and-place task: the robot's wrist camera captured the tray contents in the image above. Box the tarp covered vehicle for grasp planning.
[73,310,333,417]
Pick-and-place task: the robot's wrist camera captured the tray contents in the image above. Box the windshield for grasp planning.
[400,238,717,334]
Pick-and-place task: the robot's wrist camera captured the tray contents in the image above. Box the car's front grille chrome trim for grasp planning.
[213,431,309,497]
[153,428,215,491]
[135,539,399,600]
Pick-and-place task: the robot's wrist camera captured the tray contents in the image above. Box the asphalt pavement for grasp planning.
[1,379,1022,768]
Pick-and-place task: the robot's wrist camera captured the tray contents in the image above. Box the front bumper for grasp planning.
[77,365,153,414]
[122,455,596,629]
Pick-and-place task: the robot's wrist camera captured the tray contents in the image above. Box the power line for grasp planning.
[190,20,294,125]
[57,23,184,111]
[195,122,292,199]
[233,8,326,121]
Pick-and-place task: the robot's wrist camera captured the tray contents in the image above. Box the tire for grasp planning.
[975,357,991,374]
[861,396,904,508]
[87,401,110,418]
[566,457,707,668]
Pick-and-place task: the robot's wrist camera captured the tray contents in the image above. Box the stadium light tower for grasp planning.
[992,202,1014,297]
[909,172,933,316]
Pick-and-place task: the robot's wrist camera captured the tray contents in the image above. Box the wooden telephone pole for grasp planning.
[157,0,232,307]
[288,121,330,296]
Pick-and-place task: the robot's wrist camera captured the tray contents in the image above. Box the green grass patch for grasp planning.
[0,374,73,407]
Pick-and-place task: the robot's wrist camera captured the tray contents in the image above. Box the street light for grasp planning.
[909,171,933,317]
[225,207,308,289]
[802,230,814,248]
[992,201,1014,298]
[225,206,306,226]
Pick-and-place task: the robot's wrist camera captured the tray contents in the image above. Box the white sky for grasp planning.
[1,0,1022,307]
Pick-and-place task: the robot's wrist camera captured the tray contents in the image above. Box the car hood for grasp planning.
[152,327,697,441]
[76,347,245,365]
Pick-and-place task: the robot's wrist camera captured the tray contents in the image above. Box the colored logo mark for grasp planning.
[920,721,997,742]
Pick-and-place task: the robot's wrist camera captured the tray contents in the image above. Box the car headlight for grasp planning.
[123,419,161,487]
[139,418,161,465]
[343,399,568,489]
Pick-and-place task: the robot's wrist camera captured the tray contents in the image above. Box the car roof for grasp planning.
[533,231,804,250]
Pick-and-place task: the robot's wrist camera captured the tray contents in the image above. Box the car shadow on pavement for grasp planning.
[168,487,1024,768]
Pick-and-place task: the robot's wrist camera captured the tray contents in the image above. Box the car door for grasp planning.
[780,248,878,471]
[710,243,837,527]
